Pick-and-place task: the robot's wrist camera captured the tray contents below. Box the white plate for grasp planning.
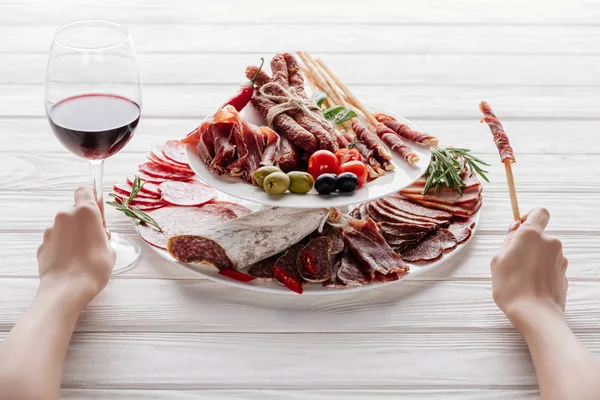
[186,105,431,209]
[146,207,480,296]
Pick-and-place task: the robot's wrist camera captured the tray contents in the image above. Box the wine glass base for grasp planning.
[110,232,142,275]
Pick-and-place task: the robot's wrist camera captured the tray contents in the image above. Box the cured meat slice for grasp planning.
[116,196,166,207]
[168,236,233,268]
[365,202,437,228]
[383,196,453,220]
[350,203,366,220]
[406,173,481,191]
[447,219,474,244]
[113,182,159,199]
[398,195,482,217]
[380,221,434,236]
[246,254,280,280]
[158,181,217,206]
[400,228,457,263]
[373,113,438,147]
[354,140,384,175]
[323,254,345,288]
[297,237,333,283]
[152,145,189,168]
[168,207,329,270]
[376,200,448,225]
[163,140,190,165]
[128,177,161,194]
[131,204,166,212]
[374,271,402,282]
[375,123,417,164]
[274,243,305,283]
[138,205,238,250]
[398,187,482,206]
[259,126,280,167]
[384,231,427,243]
[313,224,345,255]
[148,153,193,173]
[337,250,370,286]
[342,217,409,278]
[139,162,195,181]
[135,172,174,184]
[228,115,268,182]
[479,101,515,163]
[209,201,252,218]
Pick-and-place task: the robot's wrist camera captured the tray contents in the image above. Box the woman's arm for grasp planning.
[0,187,115,400]
[491,208,600,400]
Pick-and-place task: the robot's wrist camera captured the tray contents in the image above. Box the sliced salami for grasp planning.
[274,243,305,283]
[113,182,159,200]
[163,140,190,165]
[116,196,166,207]
[313,224,345,255]
[148,152,193,173]
[167,236,233,268]
[138,205,238,249]
[297,237,333,283]
[131,204,166,212]
[139,162,195,181]
[152,145,189,167]
[158,181,217,206]
[135,172,173,184]
[127,177,161,195]
[246,254,280,280]
[447,219,474,244]
[207,201,252,218]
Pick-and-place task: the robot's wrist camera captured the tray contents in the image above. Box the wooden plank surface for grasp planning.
[0,0,597,398]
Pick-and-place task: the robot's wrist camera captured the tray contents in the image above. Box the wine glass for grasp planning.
[45,20,142,274]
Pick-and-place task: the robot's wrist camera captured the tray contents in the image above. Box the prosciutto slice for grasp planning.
[375,122,418,164]
[167,207,329,270]
[352,119,393,170]
[342,217,409,278]
[479,101,515,163]
[373,113,438,147]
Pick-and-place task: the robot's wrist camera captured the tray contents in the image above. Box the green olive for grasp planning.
[287,171,314,194]
[253,166,282,186]
[263,172,290,195]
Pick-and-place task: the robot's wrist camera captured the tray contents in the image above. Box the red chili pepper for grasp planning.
[222,57,265,112]
[301,251,318,275]
[273,266,303,294]
[218,267,256,283]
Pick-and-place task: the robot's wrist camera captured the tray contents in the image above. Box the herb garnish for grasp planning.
[423,147,489,195]
[107,176,163,231]
[311,91,357,124]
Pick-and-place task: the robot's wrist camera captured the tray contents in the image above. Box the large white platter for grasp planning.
[145,197,480,296]
[186,105,431,209]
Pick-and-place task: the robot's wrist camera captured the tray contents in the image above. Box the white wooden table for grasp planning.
[1,1,599,398]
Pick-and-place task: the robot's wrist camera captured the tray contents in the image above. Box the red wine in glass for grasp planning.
[48,94,140,160]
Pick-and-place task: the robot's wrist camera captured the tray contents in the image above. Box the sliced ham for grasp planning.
[447,219,474,244]
[365,202,437,228]
[380,221,434,236]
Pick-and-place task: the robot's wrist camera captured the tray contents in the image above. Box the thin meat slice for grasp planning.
[152,145,189,167]
[398,195,482,217]
[274,243,305,284]
[227,117,265,182]
[313,224,345,255]
[116,196,166,207]
[401,228,457,263]
[139,162,195,180]
[113,182,160,199]
[383,196,453,220]
[380,221,434,236]
[260,126,280,167]
[365,202,437,228]
[447,219,474,244]
[163,140,190,165]
[342,217,409,278]
[297,237,333,283]
[376,200,449,225]
[158,181,217,206]
[323,254,345,288]
[407,173,481,191]
[168,236,233,268]
[350,203,366,220]
[138,205,238,250]
[127,177,161,195]
[246,253,280,281]
[208,201,252,218]
[399,187,482,206]
[352,119,393,169]
[135,172,175,184]
[479,101,515,163]
[354,140,384,176]
[337,250,370,286]
[148,153,193,173]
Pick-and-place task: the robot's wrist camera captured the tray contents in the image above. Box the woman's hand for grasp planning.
[491,208,568,332]
[37,187,116,308]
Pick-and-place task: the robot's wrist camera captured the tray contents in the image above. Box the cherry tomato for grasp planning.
[337,160,368,187]
[307,150,339,180]
[273,266,303,294]
[334,148,360,165]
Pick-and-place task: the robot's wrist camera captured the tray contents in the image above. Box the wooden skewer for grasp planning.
[504,160,521,221]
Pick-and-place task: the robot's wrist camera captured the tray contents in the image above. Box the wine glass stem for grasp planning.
[89,159,105,217]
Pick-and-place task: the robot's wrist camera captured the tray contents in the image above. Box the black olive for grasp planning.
[335,172,359,193]
[314,173,337,195]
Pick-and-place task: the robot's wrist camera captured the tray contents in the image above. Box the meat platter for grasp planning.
[109,52,490,295]
[186,104,430,208]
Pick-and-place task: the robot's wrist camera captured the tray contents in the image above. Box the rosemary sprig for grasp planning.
[423,147,490,195]
[107,176,163,232]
